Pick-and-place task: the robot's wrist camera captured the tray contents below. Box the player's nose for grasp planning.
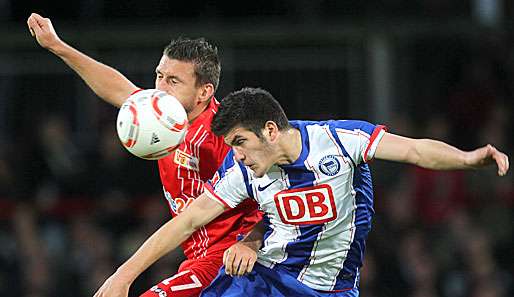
[155,80,170,94]
[233,147,245,162]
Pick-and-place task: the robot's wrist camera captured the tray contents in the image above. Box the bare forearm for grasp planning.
[115,216,195,283]
[377,133,509,175]
[411,139,471,170]
[28,13,138,107]
[113,195,226,284]
[50,41,138,107]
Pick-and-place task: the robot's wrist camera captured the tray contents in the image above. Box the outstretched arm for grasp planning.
[93,193,226,297]
[374,132,509,176]
[27,13,139,107]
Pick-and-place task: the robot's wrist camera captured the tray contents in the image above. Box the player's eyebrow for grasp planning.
[155,69,184,83]
[229,135,244,146]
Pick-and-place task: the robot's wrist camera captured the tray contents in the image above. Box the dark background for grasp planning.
[0,1,512,296]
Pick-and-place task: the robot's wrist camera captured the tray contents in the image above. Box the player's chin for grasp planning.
[253,168,265,178]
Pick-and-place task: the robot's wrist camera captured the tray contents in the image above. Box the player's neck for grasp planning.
[276,128,302,165]
[187,100,210,123]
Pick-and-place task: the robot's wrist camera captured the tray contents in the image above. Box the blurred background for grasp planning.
[0,1,513,296]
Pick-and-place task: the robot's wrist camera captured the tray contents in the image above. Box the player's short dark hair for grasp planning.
[163,37,221,91]
[212,87,290,138]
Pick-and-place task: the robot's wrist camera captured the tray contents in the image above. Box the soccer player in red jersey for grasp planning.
[27,13,262,297]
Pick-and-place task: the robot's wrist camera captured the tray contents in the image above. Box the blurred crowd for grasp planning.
[362,106,513,297]
[0,117,186,297]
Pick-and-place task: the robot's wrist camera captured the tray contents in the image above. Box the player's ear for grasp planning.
[263,121,279,143]
[198,83,215,104]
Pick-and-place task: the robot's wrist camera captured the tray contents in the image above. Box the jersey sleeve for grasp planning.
[204,150,251,208]
[331,120,386,164]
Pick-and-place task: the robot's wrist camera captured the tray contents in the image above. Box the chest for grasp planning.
[251,151,355,226]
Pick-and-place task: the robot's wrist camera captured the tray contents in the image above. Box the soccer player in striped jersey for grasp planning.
[27,13,262,297]
[89,87,508,297]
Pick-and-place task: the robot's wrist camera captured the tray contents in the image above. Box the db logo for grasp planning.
[274,184,337,225]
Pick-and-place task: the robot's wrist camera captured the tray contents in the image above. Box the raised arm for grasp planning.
[374,132,509,176]
[27,13,139,107]
[93,193,226,297]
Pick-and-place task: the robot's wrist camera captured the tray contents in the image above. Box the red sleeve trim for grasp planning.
[130,89,144,96]
[363,125,387,161]
[204,183,232,209]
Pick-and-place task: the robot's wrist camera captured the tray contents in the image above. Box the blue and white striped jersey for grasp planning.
[205,120,386,292]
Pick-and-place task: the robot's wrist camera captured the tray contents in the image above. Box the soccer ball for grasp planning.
[116,89,188,160]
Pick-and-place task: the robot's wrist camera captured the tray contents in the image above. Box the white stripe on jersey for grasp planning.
[184,124,211,258]
[297,223,326,282]
[195,130,209,197]
[200,225,209,258]
[192,131,208,198]
[292,124,360,290]
[324,126,353,166]
[259,223,301,269]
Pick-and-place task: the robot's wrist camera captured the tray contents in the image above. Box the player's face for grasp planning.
[154,55,200,114]
[225,127,276,177]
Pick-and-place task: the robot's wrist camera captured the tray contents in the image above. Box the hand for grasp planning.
[93,273,131,297]
[466,144,509,176]
[27,13,63,51]
[223,242,258,276]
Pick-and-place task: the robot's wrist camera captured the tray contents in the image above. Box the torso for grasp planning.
[207,120,386,291]
[158,98,261,259]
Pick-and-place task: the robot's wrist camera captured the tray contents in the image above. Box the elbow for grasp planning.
[174,213,201,240]
[405,145,422,167]
[407,139,437,169]
[189,220,203,235]
[182,217,201,238]
[418,159,440,170]
[186,212,209,237]
[410,151,440,169]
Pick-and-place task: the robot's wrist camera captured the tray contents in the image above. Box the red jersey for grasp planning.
[158,98,262,259]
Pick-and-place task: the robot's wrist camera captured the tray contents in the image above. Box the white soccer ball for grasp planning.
[116,89,187,160]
